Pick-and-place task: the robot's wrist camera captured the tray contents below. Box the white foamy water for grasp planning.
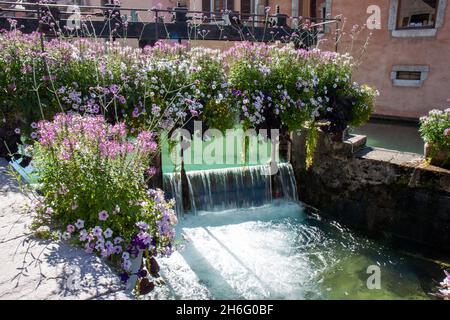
[147,201,436,300]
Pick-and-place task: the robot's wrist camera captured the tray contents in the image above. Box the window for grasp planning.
[396,71,422,80]
[390,65,429,87]
[397,0,437,29]
[388,0,446,37]
[213,0,234,12]
[241,0,251,20]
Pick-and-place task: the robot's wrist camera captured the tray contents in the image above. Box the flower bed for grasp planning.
[30,113,177,294]
[0,30,377,158]
[420,108,450,167]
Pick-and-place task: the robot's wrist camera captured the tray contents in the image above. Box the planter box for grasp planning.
[424,142,450,168]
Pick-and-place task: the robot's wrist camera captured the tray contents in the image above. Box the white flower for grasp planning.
[75,219,84,229]
[79,229,88,241]
[122,252,130,260]
[62,232,71,241]
[103,228,113,238]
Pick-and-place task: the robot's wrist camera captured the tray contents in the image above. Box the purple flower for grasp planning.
[118,95,126,104]
[85,243,94,254]
[122,252,130,260]
[101,249,110,258]
[136,221,149,231]
[119,272,130,282]
[104,228,113,238]
[105,241,114,250]
[109,84,119,95]
[136,269,148,278]
[151,104,161,114]
[146,167,157,176]
[92,226,102,237]
[75,219,84,229]
[114,246,123,254]
[79,229,88,241]
[122,260,132,271]
[98,210,109,221]
[66,224,75,233]
[14,128,21,134]
[114,237,123,244]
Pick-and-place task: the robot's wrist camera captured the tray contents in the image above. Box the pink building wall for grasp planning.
[329,0,450,119]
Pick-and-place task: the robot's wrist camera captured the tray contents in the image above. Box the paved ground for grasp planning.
[0,158,133,300]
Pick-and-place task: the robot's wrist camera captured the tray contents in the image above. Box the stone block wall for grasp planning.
[291,131,450,254]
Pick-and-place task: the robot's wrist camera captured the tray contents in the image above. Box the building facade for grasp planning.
[329,0,449,120]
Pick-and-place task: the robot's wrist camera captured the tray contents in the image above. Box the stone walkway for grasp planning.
[0,158,133,300]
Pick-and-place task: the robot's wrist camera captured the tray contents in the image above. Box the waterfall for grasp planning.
[163,163,298,215]
[162,172,183,215]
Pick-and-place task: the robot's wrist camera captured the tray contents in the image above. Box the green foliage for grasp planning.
[347,84,378,127]
[30,114,176,270]
[419,109,450,153]
[305,125,319,170]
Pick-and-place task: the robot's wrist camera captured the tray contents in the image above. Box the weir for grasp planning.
[163,163,298,215]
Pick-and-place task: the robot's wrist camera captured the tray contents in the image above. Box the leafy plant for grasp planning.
[419,108,450,153]
[31,113,177,295]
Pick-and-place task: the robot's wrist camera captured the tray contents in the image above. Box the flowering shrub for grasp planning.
[186,47,235,132]
[0,30,203,146]
[0,29,377,171]
[30,113,177,294]
[420,108,450,155]
[224,42,377,133]
[0,31,376,143]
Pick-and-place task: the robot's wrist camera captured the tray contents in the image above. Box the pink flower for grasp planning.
[66,224,75,233]
[444,128,450,136]
[98,210,109,221]
[136,130,157,154]
[146,167,157,176]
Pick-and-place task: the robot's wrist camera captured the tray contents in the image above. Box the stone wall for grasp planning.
[291,131,450,254]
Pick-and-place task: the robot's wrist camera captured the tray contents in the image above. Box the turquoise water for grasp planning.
[155,122,444,300]
[351,120,424,155]
[149,202,445,300]
[161,126,274,173]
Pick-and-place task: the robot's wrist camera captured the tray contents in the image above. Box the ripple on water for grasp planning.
[146,202,439,300]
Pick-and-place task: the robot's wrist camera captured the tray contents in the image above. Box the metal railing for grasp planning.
[0,1,341,49]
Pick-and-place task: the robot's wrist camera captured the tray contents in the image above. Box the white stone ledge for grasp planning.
[391,28,437,38]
